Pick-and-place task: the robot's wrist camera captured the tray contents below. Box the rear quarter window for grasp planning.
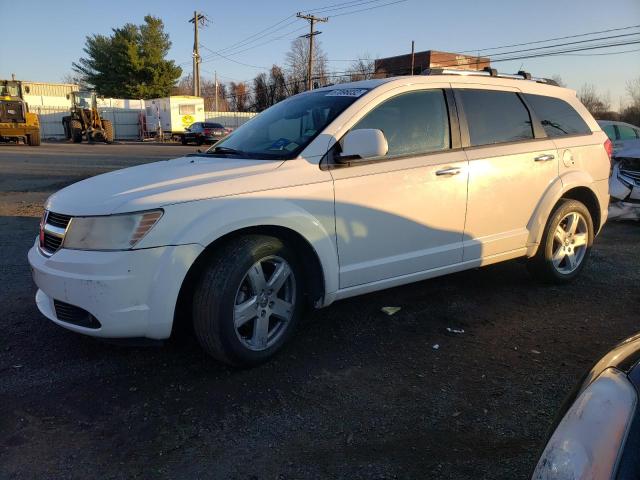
[601,124,617,141]
[522,94,591,138]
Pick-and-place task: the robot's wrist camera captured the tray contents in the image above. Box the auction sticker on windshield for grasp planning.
[325,88,368,97]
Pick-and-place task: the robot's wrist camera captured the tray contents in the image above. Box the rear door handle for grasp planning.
[534,154,555,162]
[435,167,461,176]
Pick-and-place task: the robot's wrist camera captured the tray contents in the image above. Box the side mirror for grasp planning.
[339,129,388,162]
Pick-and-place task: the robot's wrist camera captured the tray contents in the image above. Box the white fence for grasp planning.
[204,111,256,129]
[33,106,142,140]
[32,107,256,140]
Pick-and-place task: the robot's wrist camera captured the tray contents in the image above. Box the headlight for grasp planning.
[63,210,163,251]
[532,368,637,479]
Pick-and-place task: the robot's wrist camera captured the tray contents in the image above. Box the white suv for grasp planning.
[29,70,611,366]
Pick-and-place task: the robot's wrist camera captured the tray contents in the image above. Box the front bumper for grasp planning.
[28,240,203,339]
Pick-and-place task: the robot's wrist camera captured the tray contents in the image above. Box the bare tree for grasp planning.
[174,74,229,111]
[550,75,566,87]
[229,82,250,112]
[578,84,611,118]
[252,73,269,112]
[285,37,328,89]
[620,76,640,126]
[344,54,375,82]
[627,77,640,108]
[270,65,288,104]
[60,73,88,89]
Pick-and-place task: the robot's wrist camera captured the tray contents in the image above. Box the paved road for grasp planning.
[0,142,197,217]
[1,143,639,479]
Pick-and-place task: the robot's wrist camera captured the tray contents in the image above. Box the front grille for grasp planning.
[40,211,73,256]
[43,232,63,251]
[46,212,72,229]
[53,300,101,329]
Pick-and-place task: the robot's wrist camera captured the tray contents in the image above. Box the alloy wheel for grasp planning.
[551,211,589,274]
[233,255,296,351]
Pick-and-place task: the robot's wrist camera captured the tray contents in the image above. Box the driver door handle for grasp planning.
[435,167,461,176]
[534,154,555,162]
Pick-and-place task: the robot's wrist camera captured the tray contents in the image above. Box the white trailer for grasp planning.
[145,96,205,138]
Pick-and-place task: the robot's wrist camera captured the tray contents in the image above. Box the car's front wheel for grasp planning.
[528,199,594,283]
[192,235,304,366]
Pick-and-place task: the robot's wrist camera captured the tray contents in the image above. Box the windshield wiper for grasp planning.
[208,146,244,155]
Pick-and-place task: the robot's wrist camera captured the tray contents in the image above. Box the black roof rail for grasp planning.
[421,68,559,86]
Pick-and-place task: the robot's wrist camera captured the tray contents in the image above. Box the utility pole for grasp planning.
[189,11,206,97]
[296,12,328,91]
[214,71,219,112]
[410,41,415,75]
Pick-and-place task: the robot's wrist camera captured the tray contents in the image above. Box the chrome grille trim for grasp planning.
[40,211,73,257]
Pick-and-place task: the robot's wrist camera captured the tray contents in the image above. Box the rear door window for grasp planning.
[457,89,533,147]
[522,93,591,138]
[350,89,451,157]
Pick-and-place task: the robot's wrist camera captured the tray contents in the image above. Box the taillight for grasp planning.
[604,138,613,160]
[203,129,211,135]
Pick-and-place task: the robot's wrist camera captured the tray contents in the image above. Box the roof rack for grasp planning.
[422,67,559,86]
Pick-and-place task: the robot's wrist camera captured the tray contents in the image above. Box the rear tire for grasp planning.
[181,136,188,145]
[527,199,593,284]
[27,131,41,146]
[192,235,304,367]
[102,119,114,143]
[70,119,83,143]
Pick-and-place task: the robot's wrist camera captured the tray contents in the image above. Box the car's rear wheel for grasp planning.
[528,199,593,283]
[192,235,303,367]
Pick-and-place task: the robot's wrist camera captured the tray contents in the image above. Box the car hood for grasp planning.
[45,155,285,216]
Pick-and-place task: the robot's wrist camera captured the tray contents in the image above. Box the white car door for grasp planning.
[329,87,469,288]
[453,86,559,259]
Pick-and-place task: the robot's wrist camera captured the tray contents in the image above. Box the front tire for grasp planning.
[70,119,83,143]
[528,199,594,284]
[102,119,114,143]
[192,235,304,367]
[27,131,41,146]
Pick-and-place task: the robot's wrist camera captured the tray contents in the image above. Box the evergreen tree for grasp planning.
[73,15,181,98]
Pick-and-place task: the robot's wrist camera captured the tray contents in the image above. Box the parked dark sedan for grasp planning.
[181,122,231,145]
[533,333,640,479]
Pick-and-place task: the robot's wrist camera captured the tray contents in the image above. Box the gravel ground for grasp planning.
[0,142,638,479]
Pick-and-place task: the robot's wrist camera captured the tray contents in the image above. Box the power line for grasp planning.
[458,23,640,54]
[200,44,268,69]
[198,25,308,65]
[328,0,409,18]
[197,0,407,63]
[552,47,640,56]
[212,38,640,103]
[214,15,295,55]
[308,0,397,14]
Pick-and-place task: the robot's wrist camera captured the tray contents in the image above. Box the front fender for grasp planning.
[139,188,340,298]
[526,170,601,256]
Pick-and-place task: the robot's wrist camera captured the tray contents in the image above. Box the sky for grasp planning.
[1,0,639,108]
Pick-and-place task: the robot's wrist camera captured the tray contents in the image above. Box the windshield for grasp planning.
[206,89,367,159]
[1,82,20,97]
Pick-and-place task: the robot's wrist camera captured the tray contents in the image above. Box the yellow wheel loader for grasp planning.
[0,80,41,146]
